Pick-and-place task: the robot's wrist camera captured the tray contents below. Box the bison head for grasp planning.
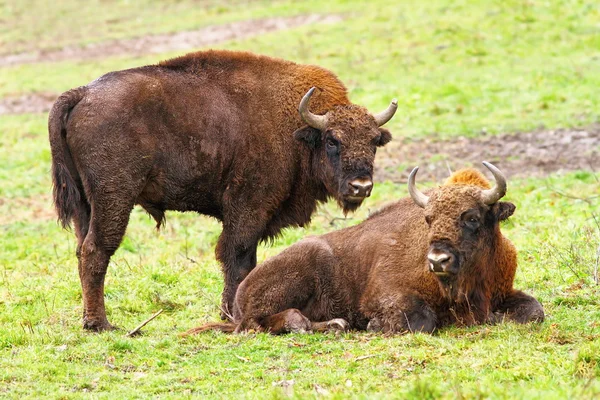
[294,87,397,212]
[408,162,515,283]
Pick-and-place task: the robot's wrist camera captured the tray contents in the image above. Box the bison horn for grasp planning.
[298,87,328,131]
[408,166,429,208]
[373,98,398,127]
[480,161,507,205]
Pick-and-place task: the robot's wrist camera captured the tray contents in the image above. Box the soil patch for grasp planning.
[0,14,342,68]
[374,125,600,182]
[0,193,55,225]
[0,92,59,115]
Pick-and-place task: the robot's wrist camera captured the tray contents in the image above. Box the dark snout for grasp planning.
[348,178,373,198]
[427,243,459,276]
[342,176,373,204]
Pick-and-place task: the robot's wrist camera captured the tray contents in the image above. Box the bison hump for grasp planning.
[444,168,491,189]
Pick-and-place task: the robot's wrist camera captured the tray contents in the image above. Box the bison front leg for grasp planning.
[491,290,545,324]
[216,232,259,320]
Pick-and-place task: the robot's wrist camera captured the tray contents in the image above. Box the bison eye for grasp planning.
[463,217,480,231]
[424,215,432,226]
[326,138,339,152]
[461,210,481,231]
[465,220,479,231]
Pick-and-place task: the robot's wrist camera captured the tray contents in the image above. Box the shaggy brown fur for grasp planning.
[49,50,395,331]
[185,167,544,335]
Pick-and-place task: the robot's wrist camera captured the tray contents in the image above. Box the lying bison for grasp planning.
[49,50,398,331]
[185,162,544,335]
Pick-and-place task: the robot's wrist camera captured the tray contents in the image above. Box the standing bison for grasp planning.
[49,50,398,331]
[185,162,544,335]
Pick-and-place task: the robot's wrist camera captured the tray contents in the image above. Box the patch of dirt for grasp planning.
[0,14,342,68]
[0,92,59,115]
[374,125,600,182]
[0,193,55,225]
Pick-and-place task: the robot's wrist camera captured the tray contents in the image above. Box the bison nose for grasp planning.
[427,251,455,274]
[348,178,373,198]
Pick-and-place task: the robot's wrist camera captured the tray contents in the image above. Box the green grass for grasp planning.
[0,0,353,55]
[1,111,599,398]
[1,0,600,398]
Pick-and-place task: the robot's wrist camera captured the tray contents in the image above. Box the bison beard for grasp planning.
[185,162,544,336]
[48,50,397,331]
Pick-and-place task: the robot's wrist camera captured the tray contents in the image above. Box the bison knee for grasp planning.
[508,300,545,324]
[367,300,437,334]
[367,317,384,333]
[405,306,437,333]
[495,291,545,324]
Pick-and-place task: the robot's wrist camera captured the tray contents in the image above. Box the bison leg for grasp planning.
[236,310,348,335]
[311,318,350,333]
[72,197,91,321]
[259,309,312,334]
[78,197,134,331]
[216,230,259,320]
[491,290,545,324]
[366,295,437,334]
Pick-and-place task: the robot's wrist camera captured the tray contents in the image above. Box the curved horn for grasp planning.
[480,161,507,205]
[408,166,429,208]
[373,98,398,127]
[298,87,328,131]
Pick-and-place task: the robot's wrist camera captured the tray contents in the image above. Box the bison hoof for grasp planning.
[326,318,349,332]
[220,311,232,321]
[83,319,117,332]
[527,309,545,323]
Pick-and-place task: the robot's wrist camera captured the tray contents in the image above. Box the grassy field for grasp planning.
[1,0,599,398]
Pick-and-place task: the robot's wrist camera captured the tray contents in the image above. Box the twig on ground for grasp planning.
[354,354,376,362]
[126,309,164,337]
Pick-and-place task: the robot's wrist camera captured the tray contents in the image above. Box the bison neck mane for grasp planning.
[444,168,491,189]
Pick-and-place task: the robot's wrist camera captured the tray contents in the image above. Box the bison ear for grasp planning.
[493,201,516,221]
[377,128,392,147]
[294,126,321,149]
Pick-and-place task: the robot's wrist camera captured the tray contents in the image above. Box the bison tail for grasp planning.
[180,322,238,336]
[48,87,86,229]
